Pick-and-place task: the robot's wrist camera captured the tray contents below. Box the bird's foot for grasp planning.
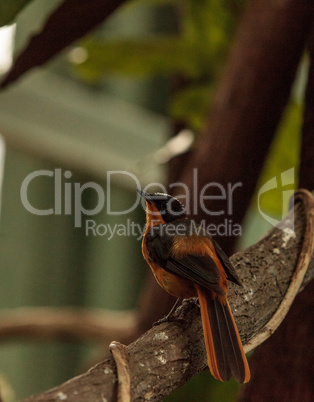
[152,315,188,327]
[152,298,191,327]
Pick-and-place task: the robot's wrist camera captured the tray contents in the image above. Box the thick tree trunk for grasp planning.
[240,20,314,402]
[299,25,314,191]
[179,0,313,255]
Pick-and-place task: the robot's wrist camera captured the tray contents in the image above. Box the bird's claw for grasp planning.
[153,315,188,327]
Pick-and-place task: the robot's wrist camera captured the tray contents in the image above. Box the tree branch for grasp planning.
[0,0,128,89]
[22,190,314,401]
[0,308,136,344]
[244,190,314,351]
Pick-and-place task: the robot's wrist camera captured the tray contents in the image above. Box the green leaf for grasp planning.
[70,0,240,87]
[0,0,33,27]
[72,37,203,81]
[130,0,174,5]
[169,84,214,131]
[254,100,302,216]
[182,0,236,62]
[165,370,240,402]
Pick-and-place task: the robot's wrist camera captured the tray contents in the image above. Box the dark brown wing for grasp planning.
[211,238,242,286]
[166,255,224,296]
[145,222,224,295]
[186,220,243,286]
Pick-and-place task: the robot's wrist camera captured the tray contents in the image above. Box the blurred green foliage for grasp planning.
[0,0,33,27]
[165,370,240,402]
[253,100,302,216]
[76,37,203,79]
[72,0,243,131]
[169,83,214,130]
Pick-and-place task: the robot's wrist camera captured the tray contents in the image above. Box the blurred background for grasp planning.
[0,0,305,400]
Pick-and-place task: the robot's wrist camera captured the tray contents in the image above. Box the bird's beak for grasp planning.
[137,189,152,202]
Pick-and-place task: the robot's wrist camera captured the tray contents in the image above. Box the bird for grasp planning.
[138,189,250,383]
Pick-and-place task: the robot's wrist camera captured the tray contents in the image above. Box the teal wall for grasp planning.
[0,1,172,399]
[0,148,144,399]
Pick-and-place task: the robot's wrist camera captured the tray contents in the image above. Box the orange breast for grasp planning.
[148,260,197,298]
[141,204,197,298]
[142,231,196,298]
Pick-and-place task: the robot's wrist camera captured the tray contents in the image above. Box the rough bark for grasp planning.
[239,281,314,402]
[22,191,314,401]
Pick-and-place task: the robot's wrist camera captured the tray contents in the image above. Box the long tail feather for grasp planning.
[197,287,250,383]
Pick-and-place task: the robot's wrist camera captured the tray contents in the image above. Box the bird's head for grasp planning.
[137,190,186,224]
